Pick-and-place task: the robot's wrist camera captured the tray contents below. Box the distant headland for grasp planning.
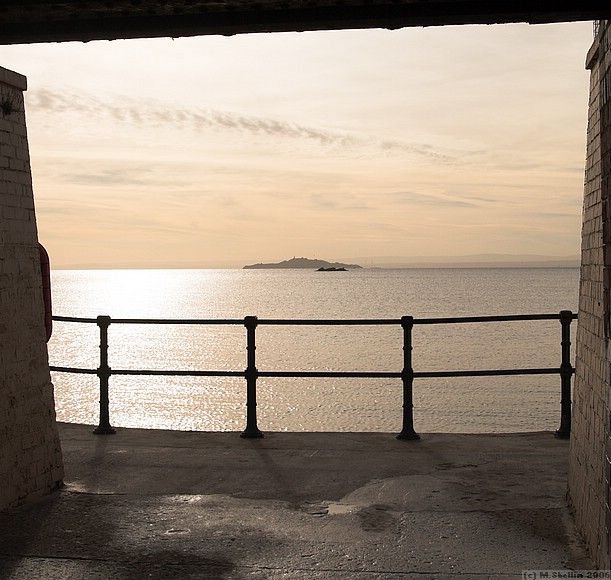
[243,257,363,270]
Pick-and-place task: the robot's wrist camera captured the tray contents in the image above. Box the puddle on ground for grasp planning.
[301,501,358,516]
[326,503,357,515]
[164,528,191,535]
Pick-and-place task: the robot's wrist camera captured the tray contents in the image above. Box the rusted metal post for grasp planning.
[241,316,263,438]
[94,315,116,434]
[555,310,574,438]
[397,315,420,440]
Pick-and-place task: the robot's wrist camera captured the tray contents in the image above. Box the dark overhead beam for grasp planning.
[0,0,608,45]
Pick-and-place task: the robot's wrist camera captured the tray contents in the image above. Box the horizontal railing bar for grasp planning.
[259,319,401,325]
[50,366,570,379]
[111,318,244,325]
[253,368,568,379]
[414,367,568,378]
[110,369,244,377]
[52,313,578,326]
[414,313,577,325]
[50,365,98,374]
[52,315,98,324]
[260,314,575,326]
[259,371,402,378]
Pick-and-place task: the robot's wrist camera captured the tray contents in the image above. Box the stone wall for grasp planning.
[568,19,611,570]
[0,65,64,510]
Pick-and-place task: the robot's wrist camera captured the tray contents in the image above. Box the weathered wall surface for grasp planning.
[568,20,611,570]
[0,66,63,510]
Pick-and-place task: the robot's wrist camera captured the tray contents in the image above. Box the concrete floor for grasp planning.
[0,423,594,579]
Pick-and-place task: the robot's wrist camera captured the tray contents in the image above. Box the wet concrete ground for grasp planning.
[0,423,594,579]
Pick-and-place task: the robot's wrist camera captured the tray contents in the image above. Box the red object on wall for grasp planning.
[38,243,52,342]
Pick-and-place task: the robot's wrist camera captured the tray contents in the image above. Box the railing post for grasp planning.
[555,310,574,438]
[397,315,420,440]
[93,315,116,435]
[241,316,263,438]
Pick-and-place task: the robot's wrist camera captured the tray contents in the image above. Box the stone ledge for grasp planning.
[0,66,27,92]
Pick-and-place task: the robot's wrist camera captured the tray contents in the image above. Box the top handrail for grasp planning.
[52,312,577,326]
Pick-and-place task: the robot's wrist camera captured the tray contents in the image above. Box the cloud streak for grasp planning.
[392,191,478,208]
[27,88,457,162]
[64,168,155,186]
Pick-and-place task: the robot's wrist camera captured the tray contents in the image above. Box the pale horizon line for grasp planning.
[50,252,581,271]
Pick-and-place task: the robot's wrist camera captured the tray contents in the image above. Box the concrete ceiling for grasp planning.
[0,0,609,45]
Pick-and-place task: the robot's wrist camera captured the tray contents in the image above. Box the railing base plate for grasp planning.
[240,431,264,439]
[554,430,570,439]
[93,426,117,435]
[396,432,421,441]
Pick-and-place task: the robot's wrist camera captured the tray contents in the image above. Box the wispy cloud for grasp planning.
[392,191,478,208]
[27,88,458,162]
[53,163,193,189]
[63,168,154,186]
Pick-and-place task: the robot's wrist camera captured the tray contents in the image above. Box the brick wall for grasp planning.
[568,20,611,570]
[0,65,63,510]
[603,21,611,570]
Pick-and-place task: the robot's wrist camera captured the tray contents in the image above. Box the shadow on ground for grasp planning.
[0,424,593,579]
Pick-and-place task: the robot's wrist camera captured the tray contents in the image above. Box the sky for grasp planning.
[0,21,595,269]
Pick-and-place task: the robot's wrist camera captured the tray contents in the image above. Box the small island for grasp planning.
[243,257,362,270]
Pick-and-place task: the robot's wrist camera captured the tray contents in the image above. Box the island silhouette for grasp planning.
[243,257,363,270]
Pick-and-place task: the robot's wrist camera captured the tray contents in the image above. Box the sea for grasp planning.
[48,267,580,434]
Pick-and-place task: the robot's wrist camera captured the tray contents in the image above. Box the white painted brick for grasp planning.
[569,20,611,570]
[0,65,63,512]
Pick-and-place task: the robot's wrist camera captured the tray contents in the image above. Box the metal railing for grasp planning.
[50,310,577,440]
